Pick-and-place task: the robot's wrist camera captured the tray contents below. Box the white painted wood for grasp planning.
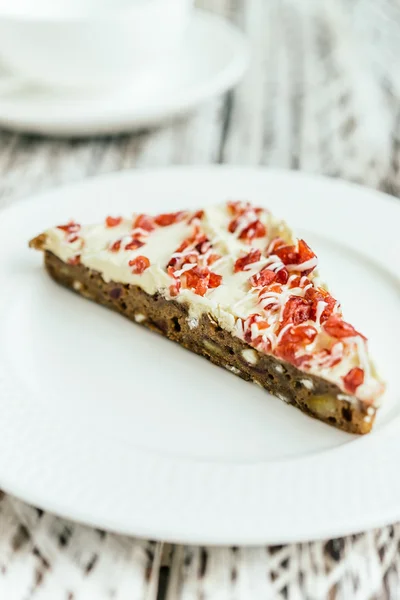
[0,493,162,600]
[169,533,400,600]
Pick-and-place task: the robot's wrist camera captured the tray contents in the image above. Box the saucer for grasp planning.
[0,10,248,136]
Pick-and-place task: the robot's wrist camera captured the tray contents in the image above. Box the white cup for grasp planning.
[0,0,193,90]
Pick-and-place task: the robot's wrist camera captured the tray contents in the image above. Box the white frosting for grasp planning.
[41,203,384,406]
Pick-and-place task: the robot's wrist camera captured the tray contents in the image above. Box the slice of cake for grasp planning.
[30,201,384,434]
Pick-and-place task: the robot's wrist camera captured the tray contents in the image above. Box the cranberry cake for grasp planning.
[30,201,384,433]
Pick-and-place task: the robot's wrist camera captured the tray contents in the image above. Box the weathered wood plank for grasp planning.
[167,530,400,600]
[0,494,162,600]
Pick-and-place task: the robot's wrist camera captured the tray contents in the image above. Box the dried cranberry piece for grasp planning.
[275,325,316,366]
[294,353,313,368]
[227,201,247,216]
[179,267,222,296]
[343,367,364,394]
[207,253,220,266]
[305,287,336,323]
[125,238,144,251]
[134,214,155,232]
[244,330,253,343]
[234,249,261,273]
[289,276,302,288]
[154,211,186,227]
[208,272,222,288]
[227,200,263,217]
[169,282,181,297]
[242,220,266,242]
[289,276,312,289]
[324,316,365,339]
[193,235,209,253]
[188,210,204,223]
[228,218,238,234]
[182,268,209,296]
[281,296,311,326]
[175,239,190,255]
[250,268,275,287]
[275,268,289,284]
[266,237,286,256]
[110,240,121,252]
[297,239,315,263]
[274,239,317,275]
[229,218,266,242]
[275,319,317,366]
[68,255,81,266]
[105,216,122,228]
[274,244,299,265]
[57,221,80,233]
[57,221,81,245]
[275,343,298,365]
[129,255,150,274]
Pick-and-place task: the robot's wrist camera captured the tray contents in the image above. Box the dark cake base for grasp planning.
[41,248,374,434]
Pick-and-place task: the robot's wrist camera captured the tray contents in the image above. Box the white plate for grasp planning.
[0,11,248,137]
[0,166,399,545]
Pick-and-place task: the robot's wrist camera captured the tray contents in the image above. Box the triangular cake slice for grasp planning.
[30,201,384,433]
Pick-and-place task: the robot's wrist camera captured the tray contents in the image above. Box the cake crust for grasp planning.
[44,249,375,434]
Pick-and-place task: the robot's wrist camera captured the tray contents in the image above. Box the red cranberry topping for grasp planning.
[125,238,144,251]
[68,255,81,266]
[129,255,150,274]
[234,249,261,273]
[324,316,365,339]
[105,216,122,228]
[274,239,317,275]
[134,214,155,232]
[343,367,365,394]
[154,211,187,227]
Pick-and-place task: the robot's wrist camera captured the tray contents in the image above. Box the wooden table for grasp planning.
[0,1,399,598]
